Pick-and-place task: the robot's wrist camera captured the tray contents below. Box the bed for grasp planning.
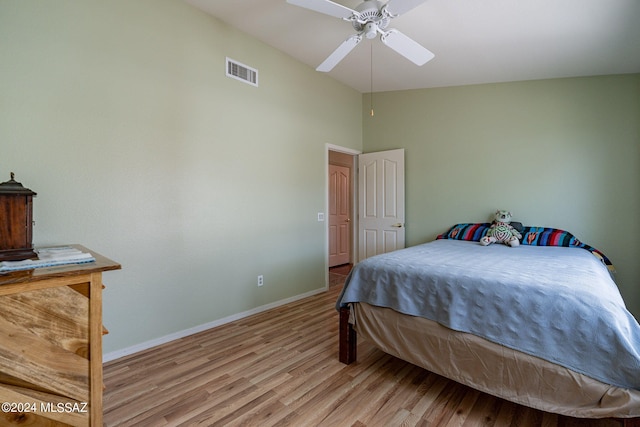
[336,223,640,425]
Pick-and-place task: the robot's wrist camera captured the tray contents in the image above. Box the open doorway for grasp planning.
[327,145,359,287]
[328,150,353,267]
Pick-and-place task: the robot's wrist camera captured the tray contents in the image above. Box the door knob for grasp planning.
[391,223,404,228]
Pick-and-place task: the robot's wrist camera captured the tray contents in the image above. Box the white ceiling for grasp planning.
[186,0,640,93]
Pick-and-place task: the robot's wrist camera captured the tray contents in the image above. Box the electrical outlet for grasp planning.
[257,275,264,287]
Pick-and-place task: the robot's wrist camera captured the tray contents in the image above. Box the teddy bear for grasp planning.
[480,210,522,247]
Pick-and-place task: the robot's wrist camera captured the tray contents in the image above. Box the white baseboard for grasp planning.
[103,287,327,363]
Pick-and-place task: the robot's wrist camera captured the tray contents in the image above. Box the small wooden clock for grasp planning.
[0,172,37,261]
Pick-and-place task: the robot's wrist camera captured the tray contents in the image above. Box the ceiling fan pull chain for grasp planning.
[370,43,375,117]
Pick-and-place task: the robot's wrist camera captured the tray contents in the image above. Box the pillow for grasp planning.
[510,221,524,233]
[520,227,578,246]
[437,223,490,242]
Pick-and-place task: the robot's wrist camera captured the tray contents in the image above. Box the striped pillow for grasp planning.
[521,227,578,246]
[437,223,490,242]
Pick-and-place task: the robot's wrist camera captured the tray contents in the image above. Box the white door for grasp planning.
[358,149,405,261]
[328,164,351,267]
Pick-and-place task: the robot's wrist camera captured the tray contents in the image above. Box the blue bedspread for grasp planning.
[337,239,640,390]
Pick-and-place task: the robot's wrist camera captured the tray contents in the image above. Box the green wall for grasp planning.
[0,0,362,354]
[362,74,640,317]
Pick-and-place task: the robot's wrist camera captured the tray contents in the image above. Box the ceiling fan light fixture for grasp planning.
[364,22,377,39]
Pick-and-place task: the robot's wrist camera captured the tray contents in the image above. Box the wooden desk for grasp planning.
[0,245,120,426]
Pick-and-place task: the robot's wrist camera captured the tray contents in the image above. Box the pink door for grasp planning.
[329,164,351,267]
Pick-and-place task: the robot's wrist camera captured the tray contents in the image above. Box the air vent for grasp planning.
[226,57,258,87]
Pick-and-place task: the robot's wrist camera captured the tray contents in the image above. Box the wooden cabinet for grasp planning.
[0,246,120,426]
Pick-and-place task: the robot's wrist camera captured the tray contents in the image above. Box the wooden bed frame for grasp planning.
[339,306,640,427]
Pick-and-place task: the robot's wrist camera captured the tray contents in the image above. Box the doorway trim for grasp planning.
[325,144,361,289]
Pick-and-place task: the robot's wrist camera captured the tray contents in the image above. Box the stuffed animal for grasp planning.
[480,210,522,247]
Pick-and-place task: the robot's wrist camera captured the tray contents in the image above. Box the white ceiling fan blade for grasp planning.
[317,34,362,72]
[286,0,356,19]
[380,29,434,66]
[384,0,429,17]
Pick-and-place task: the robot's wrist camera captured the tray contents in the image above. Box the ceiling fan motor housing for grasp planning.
[352,0,390,36]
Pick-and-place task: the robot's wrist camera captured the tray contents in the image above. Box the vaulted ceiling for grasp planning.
[186,0,640,93]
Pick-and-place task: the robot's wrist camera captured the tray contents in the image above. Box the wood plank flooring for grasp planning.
[103,275,624,427]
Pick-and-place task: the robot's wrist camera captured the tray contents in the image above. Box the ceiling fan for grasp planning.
[287,0,435,72]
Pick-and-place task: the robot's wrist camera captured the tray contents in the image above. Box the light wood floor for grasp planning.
[103,276,623,427]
